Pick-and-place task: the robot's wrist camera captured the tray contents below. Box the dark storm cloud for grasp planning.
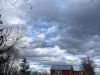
[17,0,100,53]
[16,0,100,67]
[1,0,100,70]
[51,0,100,53]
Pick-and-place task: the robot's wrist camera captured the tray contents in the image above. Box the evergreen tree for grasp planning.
[19,58,31,75]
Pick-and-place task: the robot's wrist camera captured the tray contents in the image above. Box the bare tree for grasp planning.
[80,57,95,75]
[0,14,24,75]
[5,0,32,9]
[9,65,19,75]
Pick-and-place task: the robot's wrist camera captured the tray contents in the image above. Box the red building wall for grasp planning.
[51,70,87,75]
[62,70,71,75]
[51,70,71,75]
[72,71,84,75]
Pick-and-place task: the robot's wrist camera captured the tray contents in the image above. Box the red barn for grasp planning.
[50,65,87,75]
[51,65,73,75]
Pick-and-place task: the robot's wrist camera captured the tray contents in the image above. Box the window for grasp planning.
[55,70,62,75]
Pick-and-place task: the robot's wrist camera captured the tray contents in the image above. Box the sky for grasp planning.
[1,0,100,72]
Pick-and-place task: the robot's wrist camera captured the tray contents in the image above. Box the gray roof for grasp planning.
[51,65,73,70]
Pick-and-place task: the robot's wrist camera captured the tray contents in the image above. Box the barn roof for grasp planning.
[51,65,73,70]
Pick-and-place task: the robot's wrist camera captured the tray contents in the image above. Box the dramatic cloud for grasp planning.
[1,0,100,71]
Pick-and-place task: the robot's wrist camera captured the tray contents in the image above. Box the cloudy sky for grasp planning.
[1,0,100,71]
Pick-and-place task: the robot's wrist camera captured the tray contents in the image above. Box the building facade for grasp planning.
[50,65,87,75]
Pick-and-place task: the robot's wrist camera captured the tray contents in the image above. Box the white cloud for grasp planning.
[1,0,100,72]
[8,17,26,25]
[33,45,65,56]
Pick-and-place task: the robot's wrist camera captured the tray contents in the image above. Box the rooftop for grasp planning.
[51,65,73,70]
